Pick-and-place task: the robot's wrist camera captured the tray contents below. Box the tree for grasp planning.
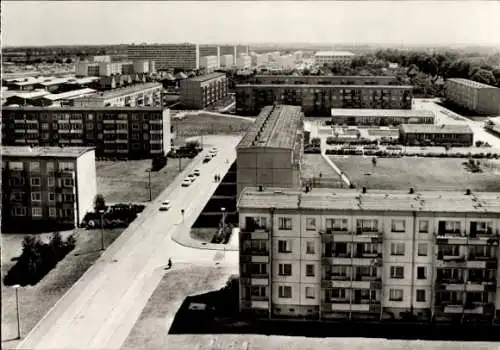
[471,69,497,86]
[49,231,64,251]
[65,58,73,64]
[94,194,106,213]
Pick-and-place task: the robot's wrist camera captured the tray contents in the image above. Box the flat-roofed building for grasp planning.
[179,73,228,109]
[445,78,500,115]
[314,51,356,66]
[251,54,268,67]
[399,124,473,147]
[1,146,97,232]
[200,55,219,73]
[221,54,234,68]
[73,83,163,108]
[236,84,413,116]
[2,106,172,159]
[127,43,200,71]
[237,186,500,322]
[252,75,398,86]
[236,55,252,69]
[331,109,435,126]
[236,105,304,198]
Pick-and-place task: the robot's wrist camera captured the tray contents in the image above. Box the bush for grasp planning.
[310,137,321,146]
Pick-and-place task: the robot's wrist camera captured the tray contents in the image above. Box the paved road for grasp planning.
[17,135,241,350]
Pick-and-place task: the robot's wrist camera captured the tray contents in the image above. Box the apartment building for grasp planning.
[314,51,356,66]
[331,109,435,126]
[251,54,268,67]
[252,75,398,86]
[75,59,156,77]
[127,43,200,71]
[236,105,304,198]
[236,84,413,116]
[73,83,163,108]
[1,146,97,232]
[445,78,500,115]
[221,54,234,68]
[200,56,219,73]
[179,73,228,109]
[238,187,500,323]
[399,124,474,147]
[236,55,252,69]
[2,106,172,159]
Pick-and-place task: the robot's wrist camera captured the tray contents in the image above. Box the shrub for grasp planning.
[310,137,321,146]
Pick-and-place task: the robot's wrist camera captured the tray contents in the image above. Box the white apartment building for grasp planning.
[236,55,252,69]
[238,187,500,323]
[251,54,268,67]
[277,55,296,69]
[314,51,356,66]
[445,78,500,115]
[221,54,234,68]
[200,55,219,72]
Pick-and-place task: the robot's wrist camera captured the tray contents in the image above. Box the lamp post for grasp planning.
[99,210,105,251]
[12,284,21,339]
[181,209,185,224]
[146,168,152,202]
[221,207,226,251]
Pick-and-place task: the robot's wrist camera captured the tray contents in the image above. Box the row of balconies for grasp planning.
[321,301,382,313]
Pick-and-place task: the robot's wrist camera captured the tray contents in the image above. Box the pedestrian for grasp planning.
[167,258,172,269]
[214,174,217,182]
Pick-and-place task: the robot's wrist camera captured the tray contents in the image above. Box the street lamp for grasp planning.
[146,168,152,202]
[12,284,21,339]
[99,210,105,251]
[221,207,226,251]
[181,209,185,224]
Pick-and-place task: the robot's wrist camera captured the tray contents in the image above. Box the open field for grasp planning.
[172,112,253,137]
[1,228,123,348]
[301,154,344,188]
[96,158,191,203]
[331,156,500,191]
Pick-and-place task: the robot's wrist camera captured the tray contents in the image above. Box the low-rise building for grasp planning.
[73,83,163,107]
[399,124,473,147]
[236,105,304,198]
[331,109,435,126]
[445,78,500,115]
[179,73,228,109]
[2,106,172,158]
[221,54,234,68]
[237,187,500,322]
[1,146,97,232]
[314,51,356,66]
[200,55,219,73]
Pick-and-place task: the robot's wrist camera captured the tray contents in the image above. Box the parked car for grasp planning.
[187,174,196,182]
[159,200,172,211]
[193,169,201,176]
[181,178,192,187]
[203,156,212,163]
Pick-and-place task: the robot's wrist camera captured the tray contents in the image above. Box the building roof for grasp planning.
[187,72,226,82]
[42,88,97,101]
[2,146,95,159]
[447,78,498,89]
[2,90,52,99]
[66,77,100,85]
[77,82,162,100]
[331,109,435,118]
[36,78,70,86]
[315,51,356,57]
[238,187,500,214]
[237,105,303,150]
[2,106,166,112]
[399,124,473,134]
[254,75,396,80]
[236,84,413,89]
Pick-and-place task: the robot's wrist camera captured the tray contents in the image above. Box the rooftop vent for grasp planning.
[466,189,471,195]
[362,186,367,194]
[409,188,415,194]
[258,185,263,192]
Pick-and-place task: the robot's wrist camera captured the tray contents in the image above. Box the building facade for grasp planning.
[237,187,500,323]
[236,55,252,69]
[73,83,163,108]
[127,44,200,71]
[314,51,357,66]
[445,78,500,116]
[200,55,219,72]
[2,106,172,158]
[1,146,97,232]
[221,54,234,68]
[236,84,413,116]
[331,109,435,126]
[179,73,228,109]
[236,105,304,198]
[252,75,398,86]
[399,124,474,147]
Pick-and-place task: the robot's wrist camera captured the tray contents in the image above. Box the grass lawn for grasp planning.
[331,156,500,192]
[172,113,253,138]
[190,228,217,242]
[1,228,123,348]
[96,158,191,203]
[301,154,344,188]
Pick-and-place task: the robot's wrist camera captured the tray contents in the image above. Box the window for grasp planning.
[439,220,461,234]
[419,220,429,233]
[63,178,74,187]
[278,217,292,230]
[49,207,57,217]
[326,218,348,231]
[46,162,54,172]
[9,162,24,170]
[328,288,347,300]
[390,243,405,256]
[32,207,42,217]
[31,192,41,202]
[306,264,315,277]
[47,177,55,187]
[59,162,74,171]
[306,241,315,254]
[48,192,56,202]
[250,286,266,298]
[278,240,292,253]
[278,285,292,298]
[278,264,292,276]
[389,289,403,301]
[417,266,426,280]
[416,289,426,302]
[417,243,428,256]
[13,207,27,216]
[31,177,41,186]
[305,217,316,231]
[391,219,406,232]
[65,194,74,202]
[305,287,315,299]
[10,192,23,201]
[249,263,267,275]
[438,244,460,257]
[356,219,378,232]
[30,162,40,171]
[390,266,404,279]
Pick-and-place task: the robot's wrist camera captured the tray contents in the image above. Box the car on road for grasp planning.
[193,169,201,176]
[181,178,192,187]
[159,200,172,211]
[187,174,196,182]
[203,155,212,163]
[209,147,218,156]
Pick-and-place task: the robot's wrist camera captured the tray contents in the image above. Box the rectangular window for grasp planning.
[417,243,428,256]
[356,219,378,232]
[390,266,404,279]
[417,266,426,280]
[278,240,292,253]
[31,177,41,186]
[390,243,405,256]
[305,287,315,299]
[47,177,55,187]
[278,217,292,230]
[278,264,292,276]
[249,263,267,275]
[49,207,57,217]
[305,217,316,230]
[48,192,56,202]
[250,286,266,298]
[416,289,426,302]
[278,285,292,298]
[32,207,42,217]
[64,194,74,202]
[306,241,315,254]
[31,192,41,202]
[59,162,74,171]
[14,207,27,216]
[389,289,403,301]
[63,178,74,187]
[391,219,406,232]
[328,288,347,300]
[326,218,348,231]
[306,264,315,277]
[9,161,24,170]
[419,220,429,233]
[46,162,54,172]
[29,161,40,171]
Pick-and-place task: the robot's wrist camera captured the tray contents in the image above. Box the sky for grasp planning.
[2,1,500,47]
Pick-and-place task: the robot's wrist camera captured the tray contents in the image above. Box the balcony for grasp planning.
[241,228,269,240]
[241,249,269,256]
[322,279,352,289]
[441,304,464,314]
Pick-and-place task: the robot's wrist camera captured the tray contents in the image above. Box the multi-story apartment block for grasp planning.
[237,187,500,323]
[314,51,356,66]
[73,83,163,108]
[252,75,398,85]
[236,105,303,198]
[127,43,200,71]
[179,73,228,109]
[75,59,156,77]
[399,124,474,147]
[200,55,219,73]
[2,106,172,159]
[220,54,234,68]
[236,55,252,69]
[236,84,413,116]
[445,78,500,115]
[1,146,97,232]
[251,54,268,67]
[331,109,435,126]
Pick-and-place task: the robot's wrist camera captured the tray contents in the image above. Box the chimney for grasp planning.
[258,185,263,192]
[362,186,367,194]
[409,188,414,194]
[466,189,471,195]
